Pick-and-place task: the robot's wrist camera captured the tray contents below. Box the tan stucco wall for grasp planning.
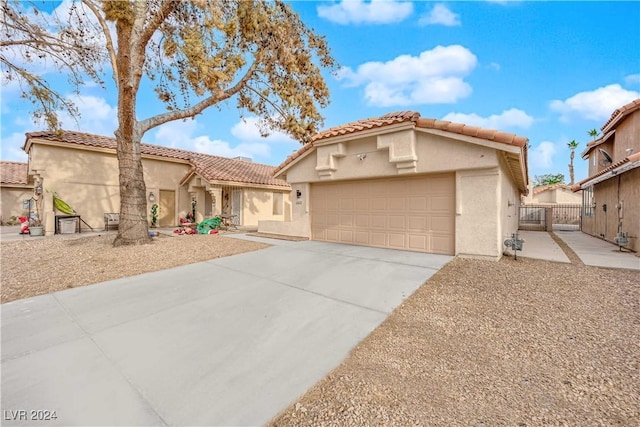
[28,143,191,234]
[285,131,500,184]
[528,188,582,204]
[241,189,290,227]
[499,159,521,248]
[0,185,33,224]
[258,183,310,237]
[456,169,500,259]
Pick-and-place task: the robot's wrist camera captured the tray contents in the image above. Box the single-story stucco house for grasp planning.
[573,98,640,253]
[523,183,582,205]
[0,161,33,224]
[259,111,529,260]
[22,131,291,236]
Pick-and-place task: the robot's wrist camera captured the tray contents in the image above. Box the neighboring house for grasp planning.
[23,131,291,235]
[573,98,640,252]
[523,183,582,204]
[259,111,528,260]
[0,161,34,224]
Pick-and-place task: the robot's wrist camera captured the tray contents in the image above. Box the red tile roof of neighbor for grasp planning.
[0,161,29,185]
[24,131,290,188]
[273,111,528,176]
[532,183,574,195]
[572,151,640,191]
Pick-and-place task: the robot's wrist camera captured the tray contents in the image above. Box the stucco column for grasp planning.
[209,187,222,216]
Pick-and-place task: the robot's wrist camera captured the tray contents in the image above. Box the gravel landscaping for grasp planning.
[1,229,638,425]
[269,255,639,426]
[0,231,268,304]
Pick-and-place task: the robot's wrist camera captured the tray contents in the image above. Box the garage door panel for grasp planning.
[311,174,454,255]
[431,195,452,211]
[340,215,353,227]
[430,216,453,233]
[355,231,370,245]
[371,198,386,211]
[408,235,427,251]
[408,216,427,232]
[355,215,369,227]
[408,196,427,211]
[388,233,406,249]
[340,230,354,243]
[388,215,406,229]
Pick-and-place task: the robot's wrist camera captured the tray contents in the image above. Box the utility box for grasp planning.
[58,217,79,234]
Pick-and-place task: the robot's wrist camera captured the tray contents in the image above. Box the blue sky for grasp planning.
[1,1,639,184]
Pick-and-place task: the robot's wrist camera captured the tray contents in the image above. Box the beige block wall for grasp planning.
[1,186,33,223]
[29,143,191,233]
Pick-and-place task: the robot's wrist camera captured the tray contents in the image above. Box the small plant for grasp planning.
[150,203,159,228]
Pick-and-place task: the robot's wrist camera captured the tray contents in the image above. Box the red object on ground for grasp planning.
[18,216,29,234]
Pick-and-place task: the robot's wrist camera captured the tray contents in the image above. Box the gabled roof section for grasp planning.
[573,151,640,191]
[601,98,640,134]
[581,129,615,159]
[24,130,290,189]
[0,161,29,185]
[533,183,574,195]
[273,111,529,182]
[312,111,420,142]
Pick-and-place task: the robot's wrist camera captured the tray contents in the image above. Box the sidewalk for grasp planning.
[555,231,640,270]
[505,229,639,271]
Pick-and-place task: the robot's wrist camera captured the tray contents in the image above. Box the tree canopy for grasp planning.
[3,0,337,246]
[533,173,565,187]
[0,0,105,128]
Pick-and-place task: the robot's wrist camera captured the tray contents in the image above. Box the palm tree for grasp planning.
[587,128,599,140]
[567,139,579,185]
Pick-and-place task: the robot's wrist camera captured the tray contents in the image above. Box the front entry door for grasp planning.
[159,190,175,227]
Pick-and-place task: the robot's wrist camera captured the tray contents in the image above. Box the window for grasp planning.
[272,192,283,215]
[583,186,594,216]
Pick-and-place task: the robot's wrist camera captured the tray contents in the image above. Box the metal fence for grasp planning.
[519,204,581,231]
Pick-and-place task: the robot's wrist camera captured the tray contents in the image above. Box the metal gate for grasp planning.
[519,204,581,231]
[519,205,546,231]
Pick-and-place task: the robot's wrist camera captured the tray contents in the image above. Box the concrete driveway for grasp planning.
[1,238,451,426]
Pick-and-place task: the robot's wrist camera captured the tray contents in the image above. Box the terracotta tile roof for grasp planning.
[274,111,528,176]
[532,183,573,195]
[312,111,420,142]
[601,98,640,133]
[1,161,29,185]
[574,151,640,191]
[24,131,290,189]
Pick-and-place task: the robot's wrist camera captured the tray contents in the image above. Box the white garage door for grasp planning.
[311,174,455,255]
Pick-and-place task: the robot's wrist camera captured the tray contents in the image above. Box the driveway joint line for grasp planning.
[209,262,392,316]
[51,293,170,427]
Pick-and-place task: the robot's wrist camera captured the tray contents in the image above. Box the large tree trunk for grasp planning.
[112,11,150,247]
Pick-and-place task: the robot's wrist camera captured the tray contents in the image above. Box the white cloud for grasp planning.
[549,84,640,122]
[337,45,477,106]
[151,116,297,161]
[624,73,640,86]
[441,108,534,130]
[0,132,29,161]
[530,141,556,170]
[487,62,501,71]
[418,4,461,27]
[54,94,118,136]
[317,0,413,25]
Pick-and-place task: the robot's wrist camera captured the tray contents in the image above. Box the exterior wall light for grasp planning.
[149,192,156,203]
